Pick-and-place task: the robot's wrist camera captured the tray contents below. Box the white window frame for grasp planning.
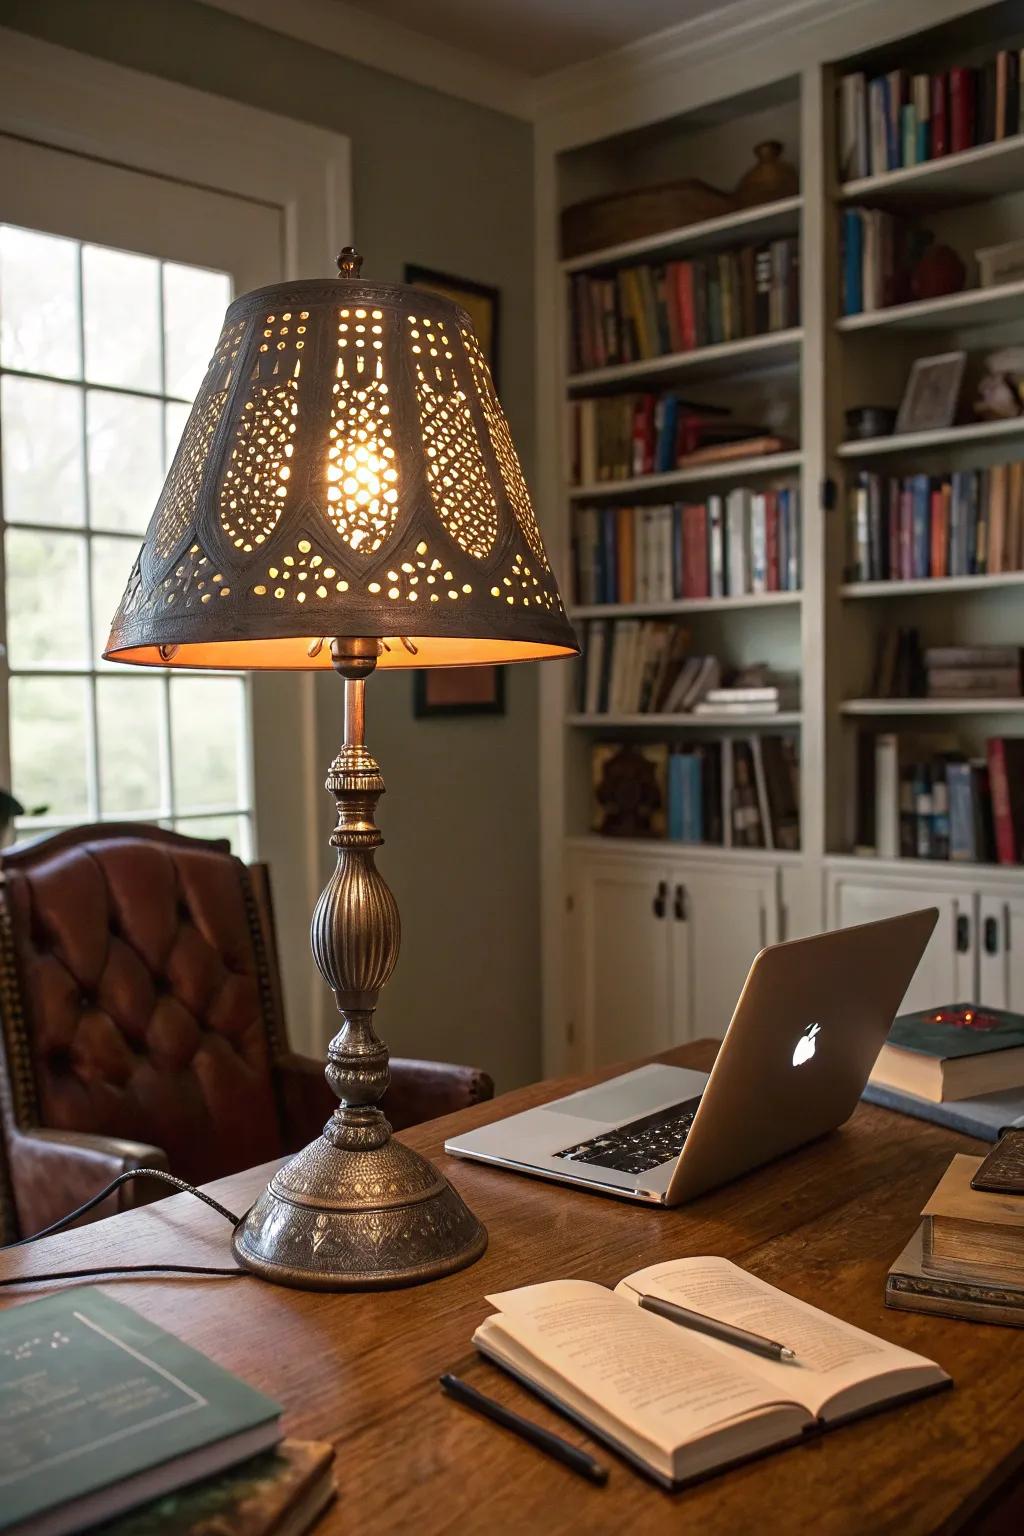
[0,27,352,1050]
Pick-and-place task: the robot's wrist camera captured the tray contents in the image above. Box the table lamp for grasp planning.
[104,249,578,1289]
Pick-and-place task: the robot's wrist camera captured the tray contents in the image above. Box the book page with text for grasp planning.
[481,1280,807,1464]
[616,1258,946,1420]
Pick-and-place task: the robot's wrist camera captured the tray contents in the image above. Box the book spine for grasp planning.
[946,761,977,862]
[950,66,975,153]
[987,738,1018,864]
[931,72,948,156]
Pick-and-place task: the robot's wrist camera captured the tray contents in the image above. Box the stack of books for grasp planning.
[856,731,1024,864]
[839,49,1024,183]
[578,621,710,715]
[694,684,793,717]
[870,1003,1024,1103]
[568,390,789,485]
[572,489,801,605]
[1,1288,336,1536]
[887,1151,1024,1328]
[925,644,1022,700]
[840,208,919,316]
[848,464,1024,583]
[567,238,800,373]
[591,736,800,849]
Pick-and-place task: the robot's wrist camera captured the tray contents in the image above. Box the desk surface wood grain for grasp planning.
[1,1042,1022,1536]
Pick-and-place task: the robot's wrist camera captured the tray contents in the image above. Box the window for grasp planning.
[0,224,253,854]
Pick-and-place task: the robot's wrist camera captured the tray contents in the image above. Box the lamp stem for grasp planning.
[343,674,365,749]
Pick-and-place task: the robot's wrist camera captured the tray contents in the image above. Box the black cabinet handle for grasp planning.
[674,883,687,921]
[955,913,971,953]
[984,915,1000,955]
[653,880,667,919]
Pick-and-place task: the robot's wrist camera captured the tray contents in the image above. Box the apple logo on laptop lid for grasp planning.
[792,1021,820,1067]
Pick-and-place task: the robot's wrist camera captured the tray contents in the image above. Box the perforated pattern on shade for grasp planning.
[106,274,577,670]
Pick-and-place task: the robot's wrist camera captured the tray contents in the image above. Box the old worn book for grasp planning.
[95,1442,336,1536]
[1,1288,281,1536]
[887,1224,1024,1329]
[474,1257,948,1490]
[922,1153,1024,1286]
[868,1004,1024,1102]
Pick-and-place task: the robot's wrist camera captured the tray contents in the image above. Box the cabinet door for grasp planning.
[978,894,1024,1012]
[828,877,974,1013]
[671,864,779,1041]
[577,857,672,1067]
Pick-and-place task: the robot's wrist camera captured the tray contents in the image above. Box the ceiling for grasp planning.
[334,0,731,77]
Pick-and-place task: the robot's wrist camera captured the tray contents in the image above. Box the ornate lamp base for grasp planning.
[233,637,487,1291]
[232,1132,487,1290]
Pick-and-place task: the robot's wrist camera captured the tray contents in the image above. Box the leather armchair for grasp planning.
[0,824,493,1242]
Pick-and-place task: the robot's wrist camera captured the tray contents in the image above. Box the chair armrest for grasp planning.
[7,1127,168,1239]
[384,1058,495,1133]
[276,1053,337,1148]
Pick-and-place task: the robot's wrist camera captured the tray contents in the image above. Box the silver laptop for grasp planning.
[446,909,937,1206]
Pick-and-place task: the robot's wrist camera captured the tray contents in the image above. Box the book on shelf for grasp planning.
[591,735,799,851]
[1,1288,282,1536]
[922,1151,1024,1286]
[924,644,1022,700]
[847,463,1024,583]
[856,730,1022,865]
[869,1004,1024,1102]
[886,1152,1024,1328]
[568,388,792,487]
[840,209,925,316]
[568,238,799,374]
[839,47,1024,183]
[474,1257,948,1491]
[96,1441,337,1536]
[571,488,800,605]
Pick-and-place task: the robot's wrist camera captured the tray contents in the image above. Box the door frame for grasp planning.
[0,27,352,1051]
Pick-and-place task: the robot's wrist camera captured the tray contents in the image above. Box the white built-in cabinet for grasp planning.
[569,847,779,1066]
[827,864,1024,1015]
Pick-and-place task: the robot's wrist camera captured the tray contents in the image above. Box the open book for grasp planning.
[474,1257,949,1489]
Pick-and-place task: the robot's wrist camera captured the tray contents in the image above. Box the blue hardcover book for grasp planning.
[882,76,899,170]
[667,752,684,841]
[946,760,976,862]
[601,506,617,603]
[842,210,863,315]
[681,754,704,843]
[862,1081,1024,1142]
[912,474,930,578]
[658,394,679,474]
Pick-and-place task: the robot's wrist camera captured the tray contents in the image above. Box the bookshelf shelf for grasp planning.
[567,711,803,729]
[567,834,805,867]
[570,592,801,620]
[561,196,803,274]
[837,134,1024,210]
[569,450,803,500]
[836,278,1024,334]
[840,698,1024,716]
[567,328,802,391]
[841,572,1024,597]
[837,418,1024,460]
[824,852,1019,880]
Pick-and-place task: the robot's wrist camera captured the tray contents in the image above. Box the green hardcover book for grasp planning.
[869,1004,1024,1103]
[0,1288,281,1536]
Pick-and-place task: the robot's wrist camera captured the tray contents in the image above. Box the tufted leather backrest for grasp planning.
[0,827,288,1186]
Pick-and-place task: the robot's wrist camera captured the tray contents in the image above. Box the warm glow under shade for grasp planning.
[104,269,578,671]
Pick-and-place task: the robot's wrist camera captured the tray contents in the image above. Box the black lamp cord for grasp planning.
[0,1168,248,1286]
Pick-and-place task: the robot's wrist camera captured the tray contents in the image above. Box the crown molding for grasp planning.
[200,0,535,120]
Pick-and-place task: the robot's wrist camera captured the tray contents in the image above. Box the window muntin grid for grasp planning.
[0,223,253,855]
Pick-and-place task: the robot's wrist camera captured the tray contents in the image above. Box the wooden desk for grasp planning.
[1,1041,1022,1534]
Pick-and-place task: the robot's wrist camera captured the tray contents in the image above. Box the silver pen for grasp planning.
[639,1294,798,1362]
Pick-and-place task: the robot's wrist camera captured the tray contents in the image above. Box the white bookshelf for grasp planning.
[569,450,803,500]
[567,328,802,390]
[535,0,1024,1077]
[561,196,802,274]
[838,418,1024,459]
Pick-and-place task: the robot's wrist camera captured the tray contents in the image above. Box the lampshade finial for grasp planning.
[337,246,363,279]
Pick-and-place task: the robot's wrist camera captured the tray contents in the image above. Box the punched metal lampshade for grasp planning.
[104,254,577,669]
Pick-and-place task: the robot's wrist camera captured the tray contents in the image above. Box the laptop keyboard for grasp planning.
[553,1098,701,1175]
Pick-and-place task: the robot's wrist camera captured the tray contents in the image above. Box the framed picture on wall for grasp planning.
[404,264,501,384]
[413,666,506,719]
[405,264,504,720]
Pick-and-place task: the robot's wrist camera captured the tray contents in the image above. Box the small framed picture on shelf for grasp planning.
[404,264,501,384]
[413,667,506,719]
[896,351,966,434]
